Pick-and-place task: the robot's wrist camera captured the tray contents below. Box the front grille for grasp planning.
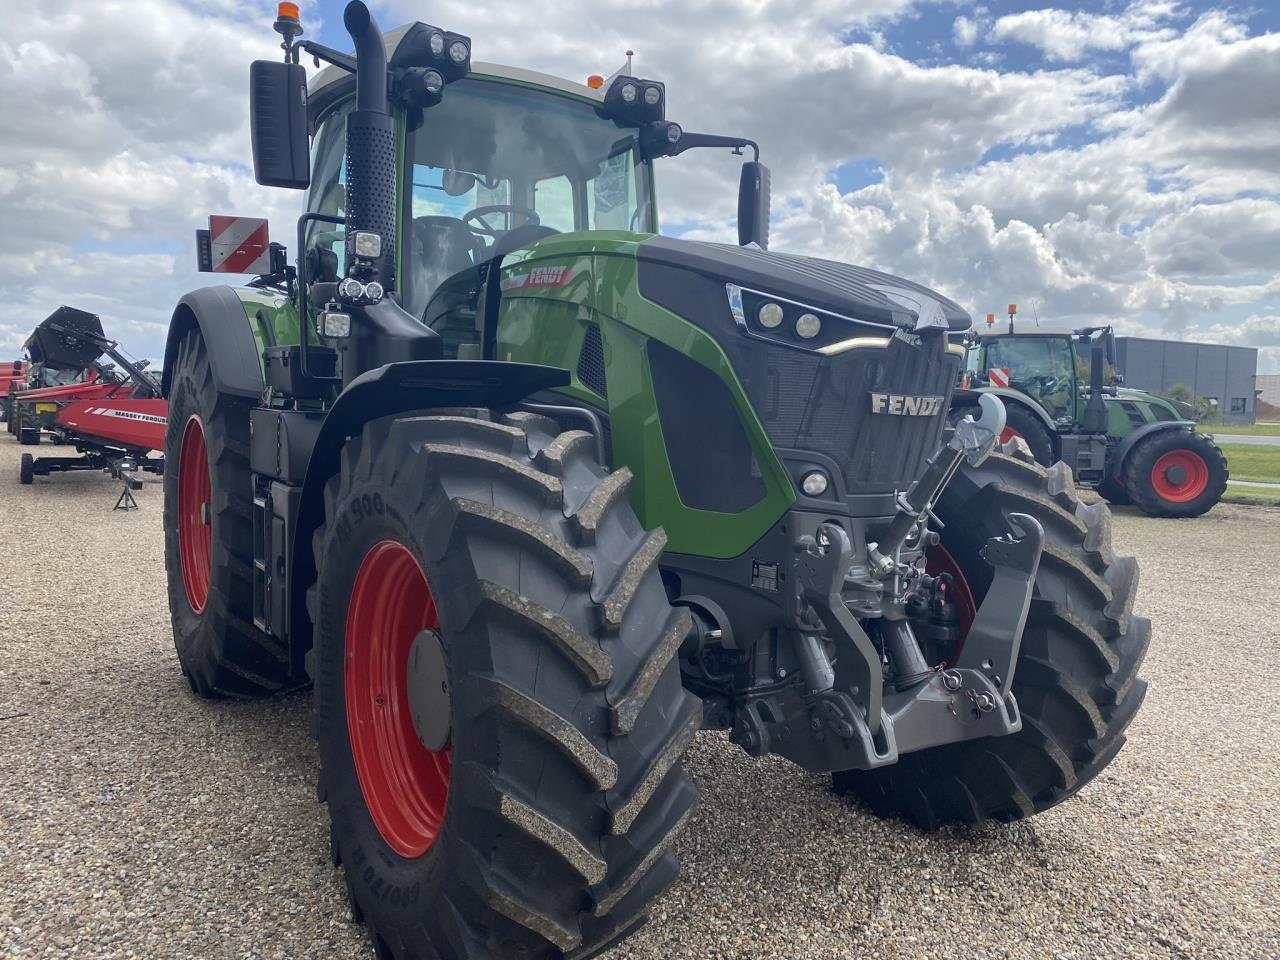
[741,335,959,495]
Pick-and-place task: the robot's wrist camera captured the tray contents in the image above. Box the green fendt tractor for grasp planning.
[952,324,1228,517]
[160,4,1150,957]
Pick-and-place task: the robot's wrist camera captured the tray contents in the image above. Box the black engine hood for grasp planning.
[636,236,972,332]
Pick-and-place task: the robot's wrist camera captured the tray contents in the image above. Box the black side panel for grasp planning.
[648,339,766,513]
[577,322,608,399]
[162,287,266,399]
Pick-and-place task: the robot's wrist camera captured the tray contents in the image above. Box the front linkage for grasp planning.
[723,395,1045,772]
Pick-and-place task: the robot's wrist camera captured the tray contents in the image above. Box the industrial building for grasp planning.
[1115,337,1258,425]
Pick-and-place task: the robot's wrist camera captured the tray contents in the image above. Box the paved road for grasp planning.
[1211,433,1280,446]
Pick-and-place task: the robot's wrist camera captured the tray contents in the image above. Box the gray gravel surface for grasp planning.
[1,439,1277,960]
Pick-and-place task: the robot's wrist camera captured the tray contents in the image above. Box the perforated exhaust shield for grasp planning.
[344,110,398,285]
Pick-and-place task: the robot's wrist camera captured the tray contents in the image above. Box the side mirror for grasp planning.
[1104,329,1116,366]
[738,161,771,249]
[249,60,310,189]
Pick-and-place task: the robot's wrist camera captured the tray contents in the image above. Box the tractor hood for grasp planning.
[636,236,972,332]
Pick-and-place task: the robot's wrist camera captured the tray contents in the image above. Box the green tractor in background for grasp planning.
[952,322,1228,517]
[159,4,1150,958]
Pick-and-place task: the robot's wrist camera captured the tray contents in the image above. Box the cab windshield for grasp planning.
[403,77,653,314]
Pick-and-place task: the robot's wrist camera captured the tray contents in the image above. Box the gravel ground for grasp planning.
[1,438,1277,960]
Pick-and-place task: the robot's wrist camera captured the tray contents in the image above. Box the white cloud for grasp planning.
[991,1,1184,63]
[953,16,978,48]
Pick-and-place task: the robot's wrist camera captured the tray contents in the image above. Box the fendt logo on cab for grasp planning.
[870,392,945,416]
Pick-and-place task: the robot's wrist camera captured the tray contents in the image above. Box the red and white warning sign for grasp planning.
[197,216,270,274]
[989,367,1011,388]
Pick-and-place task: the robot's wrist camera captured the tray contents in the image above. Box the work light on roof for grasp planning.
[429,31,445,56]
[449,40,469,64]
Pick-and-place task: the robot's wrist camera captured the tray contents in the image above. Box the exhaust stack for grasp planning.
[342,1,395,285]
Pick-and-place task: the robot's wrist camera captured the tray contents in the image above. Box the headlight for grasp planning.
[758,302,784,328]
[320,310,351,339]
[723,283,898,352]
[643,85,662,106]
[339,277,366,301]
[801,471,829,496]
[421,69,444,95]
[620,82,638,104]
[665,122,682,144]
[429,31,445,56]
[364,280,385,302]
[351,231,382,259]
[795,313,822,339]
[449,40,469,63]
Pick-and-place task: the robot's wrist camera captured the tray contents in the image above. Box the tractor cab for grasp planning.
[963,326,1119,432]
[304,60,662,322]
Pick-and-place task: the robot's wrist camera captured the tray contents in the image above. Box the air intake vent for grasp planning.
[578,323,608,399]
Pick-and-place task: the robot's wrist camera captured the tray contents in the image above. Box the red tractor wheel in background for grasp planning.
[162,329,294,698]
[1122,429,1228,518]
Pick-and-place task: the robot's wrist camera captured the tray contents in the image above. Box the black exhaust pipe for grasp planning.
[344,1,387,113]
[343,1,395,283]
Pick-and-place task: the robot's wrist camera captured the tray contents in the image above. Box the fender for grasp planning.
[952,387,1058,435]
[1108,420,1195,480]
[284,358,571,666]
[161,286,265,399]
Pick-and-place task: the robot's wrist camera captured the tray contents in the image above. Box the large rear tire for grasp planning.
[310,410,701,960]
[1123,429,1227,518]
[834,446,1150,828]
[163,329,293,698]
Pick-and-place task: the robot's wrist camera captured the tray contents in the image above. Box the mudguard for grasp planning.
[285,359,571,662]
[161,287,265,399]
[1107,420,1195,480]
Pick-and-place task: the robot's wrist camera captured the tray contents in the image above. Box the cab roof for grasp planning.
[307,23,602,125]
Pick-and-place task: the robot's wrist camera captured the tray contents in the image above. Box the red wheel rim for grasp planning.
[345,540,451,859]
[1150,450,1208,503]
[999,425,1023,444]
[177,415,212,613]
[925,545,978,665]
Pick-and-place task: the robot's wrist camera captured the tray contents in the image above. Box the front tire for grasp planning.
[1123,429,1227,518]
[310,410,701,960]
[834,447,1150,828]
[162,328,293,698]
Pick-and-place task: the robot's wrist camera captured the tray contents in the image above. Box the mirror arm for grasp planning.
[671,134,760,161]
[294,40,357,74]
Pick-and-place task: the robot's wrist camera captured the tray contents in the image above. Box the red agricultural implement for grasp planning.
[0,360,28,420]
[16,306,167,488]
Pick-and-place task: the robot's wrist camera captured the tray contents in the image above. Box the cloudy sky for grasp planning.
[1,1,1277,371]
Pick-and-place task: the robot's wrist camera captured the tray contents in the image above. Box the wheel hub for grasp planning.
[407,629,451,751]
[344,539,451,859]
[1150,449,1209,503]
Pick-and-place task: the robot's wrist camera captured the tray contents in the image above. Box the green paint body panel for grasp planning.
[234,287,304,374]
[495,232,796,558]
